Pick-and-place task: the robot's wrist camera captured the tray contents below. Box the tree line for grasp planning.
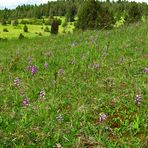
[0,0,147,30]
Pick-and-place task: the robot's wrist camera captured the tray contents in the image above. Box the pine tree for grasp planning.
[77,0,100,30]
[23,25,28,32]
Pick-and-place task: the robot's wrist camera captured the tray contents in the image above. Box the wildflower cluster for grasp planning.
[92,62,100,69]
[31,65,38,75]
[23,98,30,107]
[58,68,65,76]
[39,90,46,100]
[14,77,20,87]
[44,61,48,68]
[27,65,38,75]
[99,113,108,122]
[71,58,76,65]
[144,68,148,73]
[136,95,142,105]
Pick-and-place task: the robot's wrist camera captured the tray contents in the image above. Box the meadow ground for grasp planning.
[0,18,74,39]
[0,21,148,147]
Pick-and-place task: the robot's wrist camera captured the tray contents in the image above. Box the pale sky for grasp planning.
[0,0,52,9]
[0,0,147,9]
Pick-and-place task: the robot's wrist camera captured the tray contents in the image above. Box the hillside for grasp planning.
[0,22,148,147]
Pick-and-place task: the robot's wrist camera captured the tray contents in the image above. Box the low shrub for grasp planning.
[62,29,66,34]
[44,26,50,32]
[30,19,43,25]
[3,28,9,32]
[62,21,68,27]
[20,19,30,25]
[23,25,28,32]
[0,37,8,41]
[38,32,42,36]
[1,19,7,25]
[7,19,11,24]
[12,19,19,26]
[18,33,25,39]
[14,25,22,29]
[45,19,53,25]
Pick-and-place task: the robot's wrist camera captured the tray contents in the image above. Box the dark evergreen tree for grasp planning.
[97,4,115,29]
[51,19,60,34]
[18,33,25,39]
[126,2,143,23]
[77,0,100,30]
[23,25,28,32]
[3,28,9,32]
[65,2,76,22]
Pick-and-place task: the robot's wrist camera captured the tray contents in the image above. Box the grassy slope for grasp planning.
[0,22,148,147]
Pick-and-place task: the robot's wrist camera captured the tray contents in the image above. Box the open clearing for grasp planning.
[0,18,75,39]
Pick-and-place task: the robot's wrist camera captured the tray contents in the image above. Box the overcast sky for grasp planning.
[0,0,52,9]
[0,0,147,9]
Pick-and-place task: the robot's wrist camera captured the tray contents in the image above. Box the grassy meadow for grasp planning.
[0,21,148,147]
[0,24,50,39]
[0,18,75,39]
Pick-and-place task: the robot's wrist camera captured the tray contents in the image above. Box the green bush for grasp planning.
[77,0,115,30]
[23,25,28,32]
[44,17,55,25]
[42,19,45,24]
[14,25,22,29]
[126,2,143,23]
[20,19,43,25]
[1,19,7,25]
[7,19,11,24]
[66,8,75,22]
[97,8,115,29]
[29,19,43,25]
[62,21,68,27]
[45,19,53,25]
[62,29,66,34]
[38,32,42,36]
[44,26,50,32]
[114,16,125,28]
[13,19,19,26]
[18,33,25,39]
[0,37,8,41]
[20,19,30,25]
[56,18,62,25]
[77,0,100,30]
[3,28,9,32]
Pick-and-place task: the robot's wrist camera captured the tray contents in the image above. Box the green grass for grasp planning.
[0,19,74,39]
[0,21,148,147]
[0,24,50,39]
